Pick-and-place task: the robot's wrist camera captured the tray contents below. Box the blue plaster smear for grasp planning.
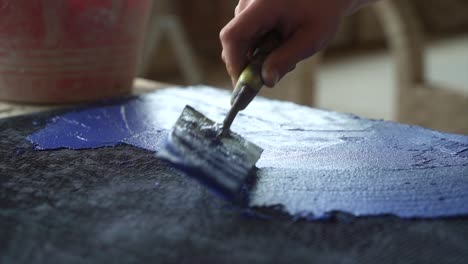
[29,97,168,151]
[27,86,468,219]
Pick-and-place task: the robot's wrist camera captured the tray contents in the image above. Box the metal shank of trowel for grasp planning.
[223,32,282,131]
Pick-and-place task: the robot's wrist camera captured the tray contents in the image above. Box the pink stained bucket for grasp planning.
[0,0,152,103]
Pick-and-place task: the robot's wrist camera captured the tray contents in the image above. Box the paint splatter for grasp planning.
[28,86,468,219]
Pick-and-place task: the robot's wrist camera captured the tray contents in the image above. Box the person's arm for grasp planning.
[220,0,379,87]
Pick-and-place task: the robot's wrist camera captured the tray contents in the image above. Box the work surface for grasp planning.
[1,86,468,263]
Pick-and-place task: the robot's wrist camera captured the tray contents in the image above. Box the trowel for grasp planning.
[157,32,281,203]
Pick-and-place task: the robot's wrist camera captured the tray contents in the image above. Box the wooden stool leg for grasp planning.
[138,0,202,84]
[164,17,202,84]
[373,0,468,134]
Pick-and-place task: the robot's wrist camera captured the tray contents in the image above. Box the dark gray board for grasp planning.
[1,87,468,263]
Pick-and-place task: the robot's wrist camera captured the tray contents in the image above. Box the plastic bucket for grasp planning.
[0,0,152,103]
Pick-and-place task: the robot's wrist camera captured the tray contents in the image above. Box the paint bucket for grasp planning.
[0,0,152,103]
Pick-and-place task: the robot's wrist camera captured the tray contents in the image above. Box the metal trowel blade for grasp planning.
[156,105,263,203]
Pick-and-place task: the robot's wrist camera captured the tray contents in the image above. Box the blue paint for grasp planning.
[28,96,168,151]
[27,86,468,219]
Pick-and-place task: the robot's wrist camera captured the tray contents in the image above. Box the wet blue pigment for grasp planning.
[28,86,468,219]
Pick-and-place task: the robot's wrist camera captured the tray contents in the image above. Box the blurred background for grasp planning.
[137,0,468,134]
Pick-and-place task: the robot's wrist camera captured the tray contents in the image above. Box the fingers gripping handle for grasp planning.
[230,31,282,110]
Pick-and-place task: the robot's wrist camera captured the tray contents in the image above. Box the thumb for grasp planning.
[262,28,322,87]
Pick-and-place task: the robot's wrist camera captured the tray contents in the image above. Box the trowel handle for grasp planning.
[230,31,282,110]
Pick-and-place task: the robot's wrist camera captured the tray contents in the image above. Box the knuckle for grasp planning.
[219,28,228,42]
[221,51,227,63]
[219,25,234,42]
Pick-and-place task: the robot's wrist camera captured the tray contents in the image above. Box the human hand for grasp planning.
[220,0,365,87]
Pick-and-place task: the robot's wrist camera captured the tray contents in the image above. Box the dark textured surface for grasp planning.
[0,113,468,264]
[1,87,468,263]
[27,87,468,218]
